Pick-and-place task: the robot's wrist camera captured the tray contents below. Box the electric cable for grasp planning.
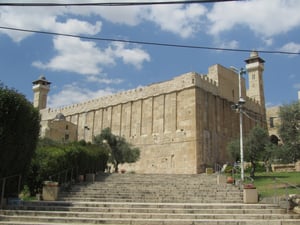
[0,26,299,55]
[0,0,244,7]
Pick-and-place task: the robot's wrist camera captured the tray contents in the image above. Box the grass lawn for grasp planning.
[252,172,300,198]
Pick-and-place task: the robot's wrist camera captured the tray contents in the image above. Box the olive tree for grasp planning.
[244,125,269,178]
[94,128,140,172]
[227,125,271,178]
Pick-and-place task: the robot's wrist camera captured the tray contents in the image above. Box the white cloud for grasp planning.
[48,83,116,108]
[72,3,207,38]
[33,37,150,75]
[262,38,273,47]
[2,0,300,43]
[207,0,300,38]
[32,36,115,75]
[146,4,207,38]
[279,42,300,54]
[86,75,123,84]
[0,6,101,42]
[110,42,151,69]
[53,19,102,35]
[219,40,239,49]
[293,83,300,89]
[83,6,144,26]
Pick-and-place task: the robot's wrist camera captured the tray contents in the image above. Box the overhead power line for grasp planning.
[0,26,299,55]
[0,0,243,7]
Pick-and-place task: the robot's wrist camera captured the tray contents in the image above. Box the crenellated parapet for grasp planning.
[40,68,264,122]
[40,72,221,121]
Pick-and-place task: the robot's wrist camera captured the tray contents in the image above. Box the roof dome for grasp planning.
[54,113,66,121]
[250,51,258,58]
[38,75,47,80]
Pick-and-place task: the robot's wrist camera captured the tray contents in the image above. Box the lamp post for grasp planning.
[231,67,246,182]
[84,125,90,140]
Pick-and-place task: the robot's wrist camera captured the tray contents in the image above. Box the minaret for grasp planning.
[245,51,266,107]
[32,75,51,110]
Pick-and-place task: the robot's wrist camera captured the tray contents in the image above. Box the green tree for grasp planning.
[226,139,241,163]
[94,128,140,172]
[278,101,300,162]
[244,125,269,178]
[0,83,40,178]
[27,139,109,195]
[227,125,271,178]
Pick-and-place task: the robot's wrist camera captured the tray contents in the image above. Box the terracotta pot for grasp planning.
[244,183,256,189]
[227,176,234,184]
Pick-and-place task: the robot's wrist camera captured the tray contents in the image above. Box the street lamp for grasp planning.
[230,67,246,182]
[83,125,90,140]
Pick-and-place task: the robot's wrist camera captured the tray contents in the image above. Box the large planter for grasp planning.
[206,168,213,175]
[243,187,258,203]
[226,176,234,184]
[78,175,84,182]
[42,181,59,201]
[85,173,95,182]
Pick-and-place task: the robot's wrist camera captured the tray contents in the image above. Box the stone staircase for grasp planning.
[0,173,300,225]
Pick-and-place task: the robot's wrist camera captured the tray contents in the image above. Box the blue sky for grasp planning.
[0,0,300,109]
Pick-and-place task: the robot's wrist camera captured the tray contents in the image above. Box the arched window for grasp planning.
[270,135,279,145]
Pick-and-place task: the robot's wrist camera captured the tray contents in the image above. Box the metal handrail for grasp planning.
[0,174,22,208]
[273,177,300,212]
[244,176,254,183]
[48,167,78,186]
[231,164,254,188]
[214,163,223,174]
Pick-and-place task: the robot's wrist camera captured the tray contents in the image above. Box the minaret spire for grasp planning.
[245,51,265,107]
[32,75,51,110]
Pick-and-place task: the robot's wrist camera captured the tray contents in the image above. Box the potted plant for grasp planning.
[226,176,234,184]
[244,183,256,189]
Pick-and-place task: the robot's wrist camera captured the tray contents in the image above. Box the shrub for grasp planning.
[26,140,109,195]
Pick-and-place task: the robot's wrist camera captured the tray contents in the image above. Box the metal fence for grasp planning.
[0,174,22,208]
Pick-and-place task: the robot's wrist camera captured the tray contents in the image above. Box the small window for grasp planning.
[66,125,69,130]
[65,134,69,141]
[269,117,274,128]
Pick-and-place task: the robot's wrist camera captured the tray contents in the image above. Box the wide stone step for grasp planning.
[1,201,300,224]
[59,191,243,198]
[58,173,243,204]
[1,215,300,225]
[1,173,299,225]
[2,202,293,214]
[5,206,286,214]
[66,186,240,192]
[57,198,243,204]
[1,210,299,219]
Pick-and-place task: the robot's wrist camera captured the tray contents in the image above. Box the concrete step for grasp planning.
[1,173,299,225]
[58,173,243,203]
[1,203,300,224]
[0,202,290,214]
[1,214,300,225]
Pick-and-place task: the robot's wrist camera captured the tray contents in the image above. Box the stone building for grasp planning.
[266,106,281,144]
[40,113,78,143]
[34,51,267,174]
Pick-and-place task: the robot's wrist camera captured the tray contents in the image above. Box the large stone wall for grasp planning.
[40,69,265,174]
